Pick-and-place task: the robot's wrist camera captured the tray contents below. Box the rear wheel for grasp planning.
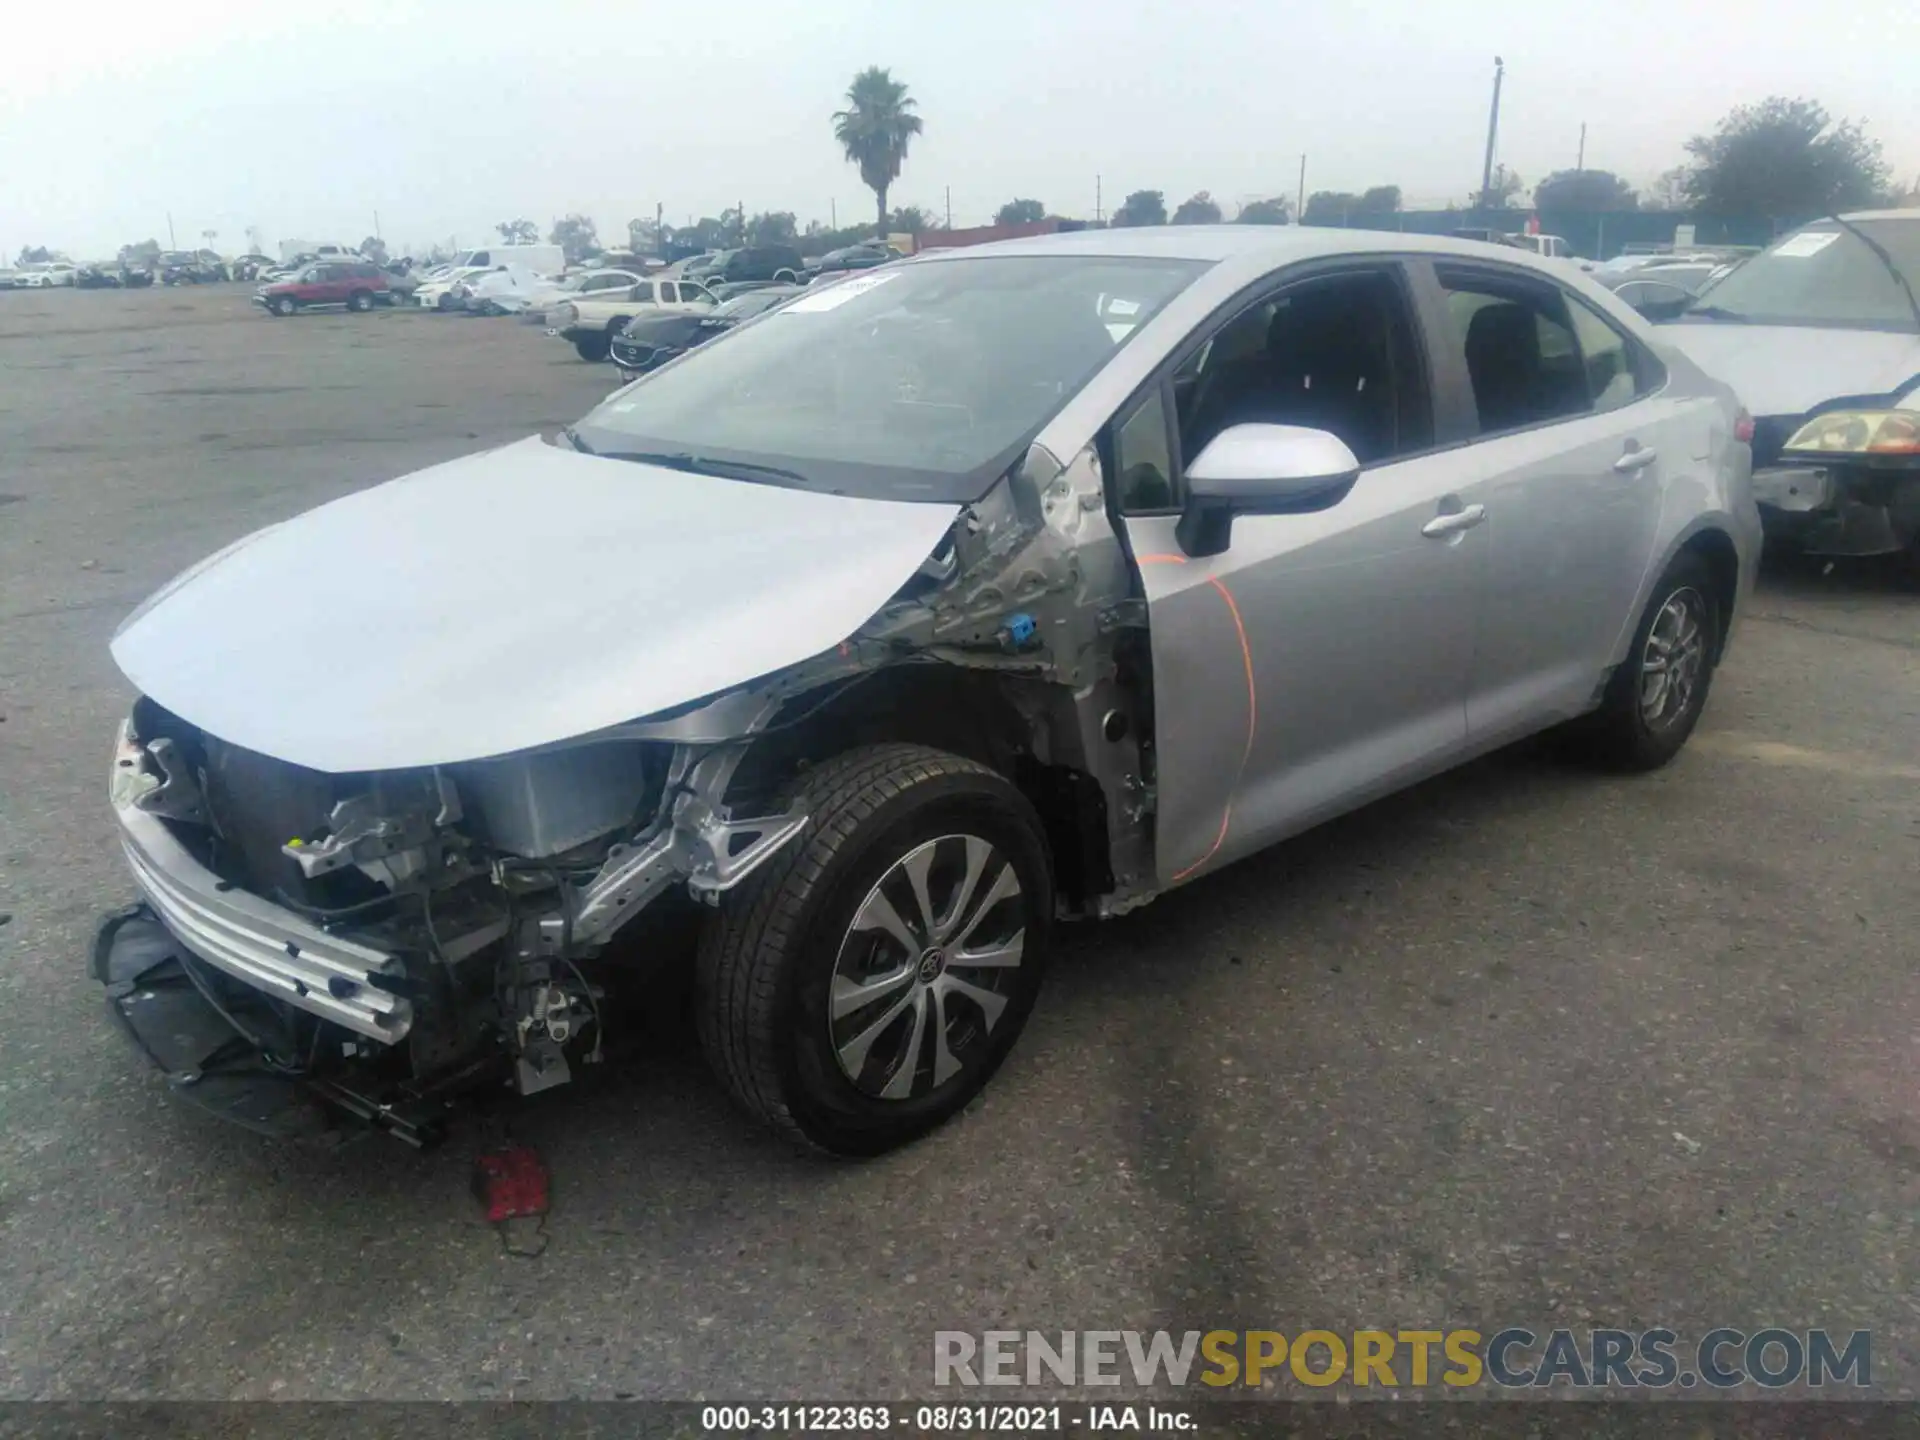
[347,290,373,312]
[271,295,297,316]
[696,744,1052,1156]
[1561,552,1720,770]
[573,333,611,362]
[772,268,798,283]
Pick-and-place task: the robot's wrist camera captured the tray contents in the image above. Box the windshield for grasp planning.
[574,255,1203,502]
[1685,219,1920,331]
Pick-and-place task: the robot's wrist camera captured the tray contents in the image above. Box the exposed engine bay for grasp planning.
[102,438,1159,1144]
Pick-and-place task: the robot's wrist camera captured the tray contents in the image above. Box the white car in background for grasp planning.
[458,265,554,315]
[14,260,80,287]
[510,268,644,322]
[413,266,492,311]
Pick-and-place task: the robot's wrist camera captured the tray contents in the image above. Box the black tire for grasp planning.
[573,333,611,362]
[271,295,297,316]
[696,743,1053,1156]
[347,289,373,312]
[1562,551,1721,771]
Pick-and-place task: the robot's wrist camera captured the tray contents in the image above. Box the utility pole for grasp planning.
[1297,155,1307,222]
[167,211,176,248]
[1478,56,1506,210]
[1576,123,1586,171]
[945,186,952,229]
[831,198,837,229]
[1096,174,1103,224]
[373,210,382,242]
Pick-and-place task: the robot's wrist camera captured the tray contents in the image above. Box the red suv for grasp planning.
[253,260,390,316]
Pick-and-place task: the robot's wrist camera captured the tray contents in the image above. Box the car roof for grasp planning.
[908,223,1590,279]
[1831,208,1920,224]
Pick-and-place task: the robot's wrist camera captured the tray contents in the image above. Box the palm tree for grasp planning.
[833,68,924,241]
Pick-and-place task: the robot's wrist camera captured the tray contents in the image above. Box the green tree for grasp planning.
[1532,169,1637,212]
[833,66,924,241]
[1235,197,1291,225]
[1302,191,1361,224]
[548,214,600,262]
[747,210,799,245]
[496,219,539,244]
[1471,165,1524,209]
[889,205,930,234]
[1644,167,1690,210]
[16,245,52,265]
[1172,191,1222,224]
[995,197,1046,225]
[359,235,390,265]
[1682,97,1889,219]
[118,238,161,263]
[1111,190,1167,227]
[1358,185,1402,214]
[679,216,732,250]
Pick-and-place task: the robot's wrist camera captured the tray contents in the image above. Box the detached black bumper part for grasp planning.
[92,906,463,1149]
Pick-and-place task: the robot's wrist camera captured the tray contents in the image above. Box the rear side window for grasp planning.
[1436,269,1590,435]
[1565,299,1642,413]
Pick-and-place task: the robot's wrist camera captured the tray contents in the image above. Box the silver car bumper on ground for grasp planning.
[110,722,412,1042]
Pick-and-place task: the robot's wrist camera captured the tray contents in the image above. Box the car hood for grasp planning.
[614,312,708,341]
[1660,322,1920,415]
[111,437,960,772]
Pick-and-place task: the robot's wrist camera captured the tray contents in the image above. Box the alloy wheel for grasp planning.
[828,833,1028,1101]
[1639,586,1707,730]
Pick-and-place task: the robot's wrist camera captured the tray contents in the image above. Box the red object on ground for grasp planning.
[474,1144,549,1222]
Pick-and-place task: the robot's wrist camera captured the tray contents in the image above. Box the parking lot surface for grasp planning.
[1,286,1916,1400]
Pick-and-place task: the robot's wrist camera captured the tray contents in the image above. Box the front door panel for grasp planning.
[1125,454,1485,888]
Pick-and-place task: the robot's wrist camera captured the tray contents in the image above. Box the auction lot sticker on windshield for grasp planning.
[1774,231,1841,258]
[785,271,899,312]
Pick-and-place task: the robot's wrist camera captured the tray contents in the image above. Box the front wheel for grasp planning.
[271,295,297,316]
[696,744,1053,1156]
[1561,552,1720,770]
[573,333,611,362]
[347,290,373,312]
[772,268,798,283]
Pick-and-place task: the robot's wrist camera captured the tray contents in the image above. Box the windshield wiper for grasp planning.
[598,449,814,489]
[561,424,595,454]
[1682,304,1751,323]
[1823,213,1920,334]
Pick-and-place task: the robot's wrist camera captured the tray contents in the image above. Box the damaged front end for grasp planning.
[103,701,808,1144]
[99,439,1159,1145]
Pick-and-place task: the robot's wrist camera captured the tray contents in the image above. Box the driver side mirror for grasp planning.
[1176,423,1361,558]
[1614,282,1696,322]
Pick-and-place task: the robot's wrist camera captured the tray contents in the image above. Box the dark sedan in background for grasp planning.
[610,285,801,379]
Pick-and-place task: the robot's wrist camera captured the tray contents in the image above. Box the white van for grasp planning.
[451,244,563,277]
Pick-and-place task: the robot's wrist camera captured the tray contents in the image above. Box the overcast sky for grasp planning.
[3,0,1913,259]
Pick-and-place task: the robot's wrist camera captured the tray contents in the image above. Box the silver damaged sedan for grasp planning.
[98,227,1761,1154]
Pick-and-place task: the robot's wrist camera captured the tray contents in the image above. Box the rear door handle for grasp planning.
[1614,444,1658,473]
[1422,503,1487,538]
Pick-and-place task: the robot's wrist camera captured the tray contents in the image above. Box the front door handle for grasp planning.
[1614,444,1658,473]
[1422,503,1487,538]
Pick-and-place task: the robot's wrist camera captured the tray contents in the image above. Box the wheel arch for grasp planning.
[724,665,1116,914]
[1614,517,1746,668]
